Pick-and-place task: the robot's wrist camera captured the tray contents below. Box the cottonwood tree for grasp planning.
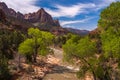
[98,1,120,80]
[99,27,120,80]
[63,36,98,80]
[18,28,54,63]
[98,2,120,30]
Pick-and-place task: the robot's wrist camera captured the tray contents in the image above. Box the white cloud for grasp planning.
[45,0,120,17]
[94,0,120,10]
[63,25,80,29]
[0,0,40,14]
[60,17,95,26]
[61,20,85,26]
[45,3,96,17]
[1,0,119,17]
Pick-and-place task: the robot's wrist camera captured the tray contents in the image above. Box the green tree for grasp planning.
[98,2,120,30]
[0,29,24,59]
[0,53,11,80]
[63,36,97,80]
[18,28,54,62]
[101,27,120,59]
[0,29,24,80]
[99,27,120,80]
[98,1,120,80]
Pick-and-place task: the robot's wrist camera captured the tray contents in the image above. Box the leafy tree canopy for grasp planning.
[18,28,54,62]
[98,2,120,30]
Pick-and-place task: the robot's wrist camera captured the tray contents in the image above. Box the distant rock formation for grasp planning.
[25,8,53,23]
[0,2,60,25]
[65,28,89,35]
[89,28,100,38]
[0,2,61,27]
[24,8,61,27]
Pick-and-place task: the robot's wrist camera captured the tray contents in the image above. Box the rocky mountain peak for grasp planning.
[0,2,66,35]
[0,2,61,27]
[0,2,24,19]
[0,2,8,9]
[24,8,60,27]
[38,8,45,13]
[0,2,9,14]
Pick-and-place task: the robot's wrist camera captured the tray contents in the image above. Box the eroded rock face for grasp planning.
[0,2,61,27]
[0,2,24,19]
[24,8,59,26]
[54,19,61,27]
[0,2,61,26]
[0,2,8,12]
[0,9,6,21]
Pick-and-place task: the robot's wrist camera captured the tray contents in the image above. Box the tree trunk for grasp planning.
[33,37,38,63]
[92,71,97,80]
[33,51,37,63]
[82,58,97,80]
[18,54,21,69]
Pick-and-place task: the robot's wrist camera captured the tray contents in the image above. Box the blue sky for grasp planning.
[1,0,120,31]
